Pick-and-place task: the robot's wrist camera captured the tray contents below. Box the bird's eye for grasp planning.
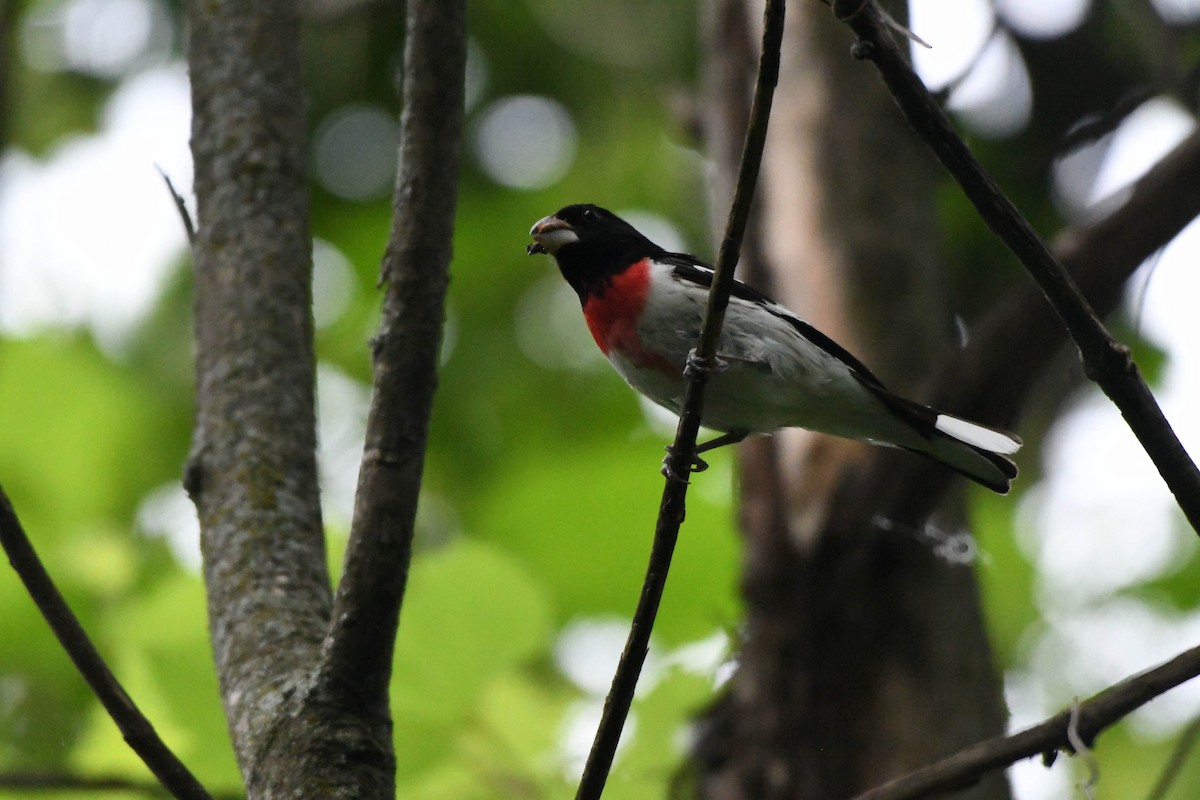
[582,208,597,222]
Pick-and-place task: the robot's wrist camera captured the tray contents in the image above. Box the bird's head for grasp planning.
[527,205,664,301]
[527,204,661,263]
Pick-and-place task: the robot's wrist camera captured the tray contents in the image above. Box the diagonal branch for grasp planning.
[1145,713,1200,800]
[851,642,1200,800]
[865,129,1200,525]
[0,485,213,800]
[830,0,1200,532]
[573,2,786,798]
[0,771,243,800]
[933,128,1200,433]
[315,0,466,718]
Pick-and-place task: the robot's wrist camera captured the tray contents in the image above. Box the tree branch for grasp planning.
[156,166,196,245]
[933,127,1200,432]
[0,486,212,800]
[0,771,242,799]
[864,128,1200,526]
[573,2,786,798]
[1145,714,1200,800]
[830,0,1200,532]
[315,0,465,720]
[185,0,330,790]
[851,642,1200,800]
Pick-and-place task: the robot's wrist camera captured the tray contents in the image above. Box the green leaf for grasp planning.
[0,336,184,535]
[391,539,553,730]
[615,669,713,793]
[72,572,241,788]
[972,488,1038,666]
[469,436,740,644]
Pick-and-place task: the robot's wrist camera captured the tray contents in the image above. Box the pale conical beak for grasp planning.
[527,215,579,256]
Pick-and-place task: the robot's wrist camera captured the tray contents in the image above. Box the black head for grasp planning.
[528,204,664,300]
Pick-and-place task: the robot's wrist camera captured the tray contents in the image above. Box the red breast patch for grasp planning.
[582,259,676,374]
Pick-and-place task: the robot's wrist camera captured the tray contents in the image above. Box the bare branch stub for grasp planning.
[156,166,196,245]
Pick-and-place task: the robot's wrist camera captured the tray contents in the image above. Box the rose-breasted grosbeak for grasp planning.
[528,204,1021,493]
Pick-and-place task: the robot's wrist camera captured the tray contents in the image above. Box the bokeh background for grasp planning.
[1,0,1199,797]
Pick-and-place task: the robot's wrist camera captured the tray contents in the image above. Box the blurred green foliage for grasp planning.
[1,1,1198,799]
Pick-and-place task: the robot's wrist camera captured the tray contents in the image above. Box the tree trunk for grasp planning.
[694,3,1011,798]
[185,1,464,796]
[185,0,332,789]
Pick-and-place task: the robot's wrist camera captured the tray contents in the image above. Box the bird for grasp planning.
[527,203,1021,493]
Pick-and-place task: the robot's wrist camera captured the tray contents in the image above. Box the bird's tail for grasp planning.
[908,412,1022,494]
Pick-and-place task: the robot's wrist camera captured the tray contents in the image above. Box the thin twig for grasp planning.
[156,166,196,245]
[868,128,1200,525]
[0,772,242,799]
[572,2,786,798]
[851,642,1200,800]
[1145,714,1200,800]
[0,485,213,800]
[830,0,1200,533]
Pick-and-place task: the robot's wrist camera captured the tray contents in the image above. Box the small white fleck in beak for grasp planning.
[528,215,579,255]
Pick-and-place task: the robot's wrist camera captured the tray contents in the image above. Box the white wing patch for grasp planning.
[935,413,1022,454]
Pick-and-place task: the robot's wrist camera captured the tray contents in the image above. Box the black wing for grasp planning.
[663,255,884,384]
[662,254,942,438]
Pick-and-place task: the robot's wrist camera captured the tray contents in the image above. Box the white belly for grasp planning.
[606,268,898,441]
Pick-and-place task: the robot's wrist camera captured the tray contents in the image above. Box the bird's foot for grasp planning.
[683,349,728,380]
[661,446,710,483]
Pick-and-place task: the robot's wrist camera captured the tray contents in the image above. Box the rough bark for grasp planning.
[694,3,1010,798]
[313,0,465,779]
[185,0,331,793]
[186,1,466,795]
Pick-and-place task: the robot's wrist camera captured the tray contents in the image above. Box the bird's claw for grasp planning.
[661,446,709,483]
[660,457,689,484]
[683,349,728,379]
